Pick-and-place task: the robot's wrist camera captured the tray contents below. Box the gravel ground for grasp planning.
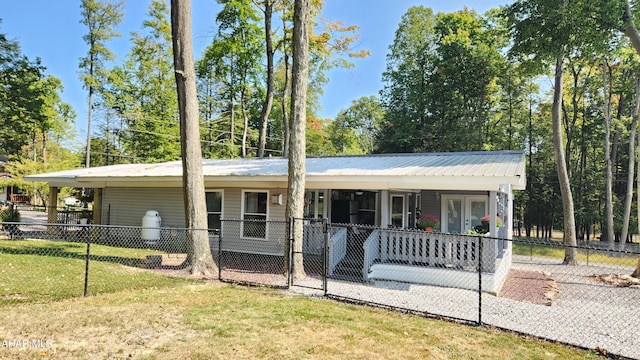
[292,255,640,359]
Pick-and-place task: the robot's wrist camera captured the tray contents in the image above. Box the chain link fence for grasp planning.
[0,218,194,303]
[1,212,639,358]
[217,219,289,287]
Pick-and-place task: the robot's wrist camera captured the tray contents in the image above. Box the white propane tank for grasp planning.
[141,210,161,242]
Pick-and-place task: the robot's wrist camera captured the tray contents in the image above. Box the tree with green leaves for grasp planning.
[379,7,503,153]
[200,0,263,158]
[254,0,278,157]
[1,23,75,163]
[0,31,44,156]
[330,95,383,154]
[271,0,369,156]
[378,6,437,153]
[505,0,622,265]
[110,0,181,163]
[79,0,123,168]
[430,8,502,151]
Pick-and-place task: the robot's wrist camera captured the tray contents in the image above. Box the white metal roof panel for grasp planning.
[25,151,526,190]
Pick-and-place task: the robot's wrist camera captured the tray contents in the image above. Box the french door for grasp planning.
[441,195,487,233]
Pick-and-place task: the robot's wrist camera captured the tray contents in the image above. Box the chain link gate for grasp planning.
[290,217,327,291]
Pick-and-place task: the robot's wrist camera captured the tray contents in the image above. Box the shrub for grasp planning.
[417,213,440,229]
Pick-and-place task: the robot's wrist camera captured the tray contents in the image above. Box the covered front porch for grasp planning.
[310,222,511,294]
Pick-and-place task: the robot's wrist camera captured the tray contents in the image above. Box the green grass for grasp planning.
[512,240,638,267]
[0,239,191,304]
[0,283,603,359]
[0,240,607,359]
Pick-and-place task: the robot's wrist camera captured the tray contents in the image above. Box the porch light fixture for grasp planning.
[355,191,364,196]
[271,193,283,205]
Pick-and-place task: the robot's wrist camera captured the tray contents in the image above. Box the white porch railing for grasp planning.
[327,227,347,276]
[363,230,380,279]
[303,224,324,256]
[363,229,500,278]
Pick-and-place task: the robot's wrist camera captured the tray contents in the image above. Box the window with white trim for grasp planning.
[206,191,222,232]
[242,191,268,238]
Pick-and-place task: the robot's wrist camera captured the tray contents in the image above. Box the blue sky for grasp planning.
[1,1,509,146]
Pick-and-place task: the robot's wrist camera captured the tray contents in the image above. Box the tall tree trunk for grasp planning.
[86,84,93,168]
[621,77,639,244]
[623,0,640,55]
[281,15,290,157]
[636,118,640,277]
[241,84,249,158]
[552,52,578,265]
[171,0,217,277]
[257,0,275,157]
[229,96,235,155]
[621,0,640,277]
[603,61,615,249]
[42,132,47,168]
[286,0,309,280]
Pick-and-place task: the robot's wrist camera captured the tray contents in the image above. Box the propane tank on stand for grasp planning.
[141,210,161,244]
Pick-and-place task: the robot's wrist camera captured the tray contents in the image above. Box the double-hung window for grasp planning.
[242,191,268,238]
[206,191,222,233]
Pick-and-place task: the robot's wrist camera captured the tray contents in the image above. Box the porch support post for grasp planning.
[93,188,102,225]
[489,191,498,238]
[47,186,58,230]
[507,188,513,239]
[481,190,498,273]
[380,190,389,228]
[506,187,514,255]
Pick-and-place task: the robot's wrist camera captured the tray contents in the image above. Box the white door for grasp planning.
[441,195,487,233]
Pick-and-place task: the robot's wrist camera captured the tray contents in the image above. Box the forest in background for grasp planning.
[2,0,640,245]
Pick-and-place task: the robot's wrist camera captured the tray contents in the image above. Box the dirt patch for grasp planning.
[142,253,290,286]
[498,269,558,306]
[592,274,640,288]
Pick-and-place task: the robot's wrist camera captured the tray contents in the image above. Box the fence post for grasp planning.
[218,230,222,281]
[477,235,483,326]
[83,240,90,297]
[323,218,328,296]
[287,216,294,287]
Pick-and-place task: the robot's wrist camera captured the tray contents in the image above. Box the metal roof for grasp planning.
[25,151,526,191]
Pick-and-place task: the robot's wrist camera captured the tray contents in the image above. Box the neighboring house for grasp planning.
[0,155,30,205]
[0,172,9,204]
[26,151,526,292]
[0,156,9,203]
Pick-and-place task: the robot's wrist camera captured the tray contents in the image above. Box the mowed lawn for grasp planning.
[0,239,189,303]
[0,239,602,359]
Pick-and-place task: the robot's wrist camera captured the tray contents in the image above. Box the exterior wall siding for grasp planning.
[103,187,289,256]
[102,188,186,227]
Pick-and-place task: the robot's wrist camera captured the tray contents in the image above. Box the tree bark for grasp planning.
[171,0,217,277]
[286,0,309,280]
[621,77,639,245]
[552,52,578,265]
[620,0,640,277]
[257,0,275,157]
[602,61,615,249]
[241,84,249,158]
[281,17,291,158]
[86,84,93,168]
[623,0,640,55]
